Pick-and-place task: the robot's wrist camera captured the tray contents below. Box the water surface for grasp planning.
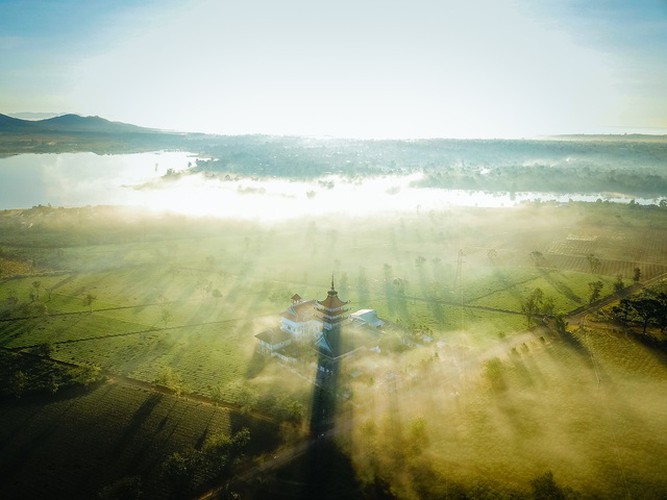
[0,152,657,219]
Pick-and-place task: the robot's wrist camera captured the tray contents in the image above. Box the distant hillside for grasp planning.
[0,113,193,155]
[0,113,158,135]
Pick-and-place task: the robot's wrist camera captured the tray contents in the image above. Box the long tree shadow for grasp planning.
[48,273,78,293]
[0,392,84,480]
[624,329,667,365]
[112,393,162,458]
[556,327,591,358]
[539,269,582,304]
[493,269,524,302]
[245,346,267,379]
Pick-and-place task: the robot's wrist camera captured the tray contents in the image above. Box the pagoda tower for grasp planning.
[316,276,349,331]
[314,276,349,360]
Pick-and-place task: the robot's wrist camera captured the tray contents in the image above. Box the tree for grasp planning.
[530,250,545,266]
[160,307,173,326]
[541,296,556,317]
[555,314,568,334]
[82,293,96,312]
[588,280,604,304]
[161,451,195,491]
[156,367,183,394]
[586,254,601,274]
[613,274,625,294]
[612,299,634,324]
[11,369,27,398]
[72,363,102,386]
[656,292,667,332]
[33,342,53,358]
[633,267,641,283]
[31,280,41,301]
[33,302,48,316]
[522,287,544,324]
[628,295,661,334]
[531,471,565,500]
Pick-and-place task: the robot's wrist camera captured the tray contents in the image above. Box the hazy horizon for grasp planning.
[4,111,667,141]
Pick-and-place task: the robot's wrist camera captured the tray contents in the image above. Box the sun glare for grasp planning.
[134,173,523,220]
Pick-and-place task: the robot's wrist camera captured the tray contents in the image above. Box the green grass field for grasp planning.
[1,202,667,498]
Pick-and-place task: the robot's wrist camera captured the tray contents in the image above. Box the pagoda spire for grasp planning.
[331,274,335,291]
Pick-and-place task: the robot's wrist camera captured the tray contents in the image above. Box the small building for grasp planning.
[255,327,293,354]
[350,309,384,328]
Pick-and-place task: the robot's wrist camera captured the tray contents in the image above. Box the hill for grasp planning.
[0,113,192,155]
[0,113,156,134]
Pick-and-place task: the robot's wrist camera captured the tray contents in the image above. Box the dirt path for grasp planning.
[566,272,667,327]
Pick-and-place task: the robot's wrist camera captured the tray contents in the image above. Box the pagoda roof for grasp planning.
[314,333,334,357]
[317,293,348,310]
[291,293,302,302]
[317,278,349,310]
[281,299,317,322]
[313,323,379,360]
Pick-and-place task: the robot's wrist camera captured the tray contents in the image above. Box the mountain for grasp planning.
[0,113,158,135]
[0,113,35,130]
[0,113,191,155]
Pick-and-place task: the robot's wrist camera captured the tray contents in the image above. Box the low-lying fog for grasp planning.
[0,152,660,218]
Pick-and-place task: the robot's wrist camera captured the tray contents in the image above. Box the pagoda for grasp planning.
[314,276,349,360]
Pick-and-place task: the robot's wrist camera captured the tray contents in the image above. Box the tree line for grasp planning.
[612,291,667,335]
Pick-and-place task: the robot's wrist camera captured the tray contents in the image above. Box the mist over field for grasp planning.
[2,136,666,221]
[1,105,667,500]
[3,0,667,496]
[1,196,666,498]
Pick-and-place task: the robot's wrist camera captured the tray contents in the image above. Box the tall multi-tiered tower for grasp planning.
[317,277,349,330]
[314,276,349,360]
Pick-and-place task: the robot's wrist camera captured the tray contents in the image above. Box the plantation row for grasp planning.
[0,379,282,498]
[545,253,667,280]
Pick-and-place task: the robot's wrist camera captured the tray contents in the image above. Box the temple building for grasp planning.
[255,278,383,365]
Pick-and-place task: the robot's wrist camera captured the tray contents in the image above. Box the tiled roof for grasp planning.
[281,300,317,321]
[255,328,292,345]
[317,294,348,310]
[313,323,379,360]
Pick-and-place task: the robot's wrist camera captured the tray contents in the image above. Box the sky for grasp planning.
[1,0,666,138]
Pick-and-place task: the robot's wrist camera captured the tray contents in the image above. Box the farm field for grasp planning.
[1,201,667,498]
[0,379,280,498]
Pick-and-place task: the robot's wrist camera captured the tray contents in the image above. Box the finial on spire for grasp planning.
[331,274,335,291]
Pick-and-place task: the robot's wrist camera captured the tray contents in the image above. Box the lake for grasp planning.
[0,152,655,219]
